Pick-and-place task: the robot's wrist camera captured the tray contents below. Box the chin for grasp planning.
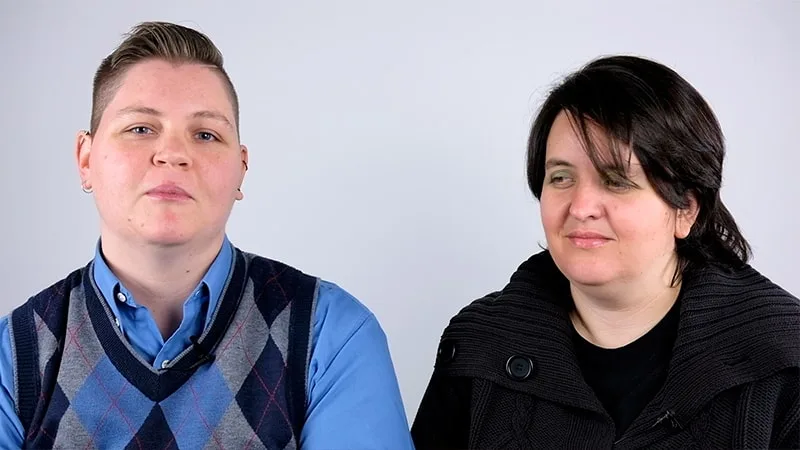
[550,248,620,287]
[143,234,194,247]
[136,223,198,247]
[561,268,618,287]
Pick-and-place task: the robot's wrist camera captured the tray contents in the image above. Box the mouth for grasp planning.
[146,184,193,201]
[565,232,612,249]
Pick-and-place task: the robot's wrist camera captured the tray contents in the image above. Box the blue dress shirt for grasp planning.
[0,237,413,449]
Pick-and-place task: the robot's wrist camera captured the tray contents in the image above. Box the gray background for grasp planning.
[2,0,798,422]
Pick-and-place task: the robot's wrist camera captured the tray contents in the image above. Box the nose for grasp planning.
[153,134,191,168]
[568,181,604,221]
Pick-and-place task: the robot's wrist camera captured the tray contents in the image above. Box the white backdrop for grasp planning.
[2,0,798,421]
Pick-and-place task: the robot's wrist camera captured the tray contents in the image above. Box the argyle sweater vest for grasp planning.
[9,249,318,450]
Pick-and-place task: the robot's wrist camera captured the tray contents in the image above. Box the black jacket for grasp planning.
[412,251,800,449]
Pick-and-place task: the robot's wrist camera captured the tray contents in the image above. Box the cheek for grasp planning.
[94,150,144,180]
[612,204,676,251]
[197,159,240,193]
[540,192,566,233]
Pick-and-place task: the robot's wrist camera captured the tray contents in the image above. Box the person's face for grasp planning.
[77,59,247,248]
[540,111,697,288]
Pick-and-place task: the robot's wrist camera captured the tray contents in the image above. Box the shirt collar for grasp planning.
[92,236,235,326]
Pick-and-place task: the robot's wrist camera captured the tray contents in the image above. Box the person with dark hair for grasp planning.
[0,21,414,449]
[411,55,799,449]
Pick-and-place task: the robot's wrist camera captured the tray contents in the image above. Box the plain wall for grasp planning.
[1,0,798,421]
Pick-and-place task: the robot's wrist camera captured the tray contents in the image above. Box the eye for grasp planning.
[196,131,218,142]
[603,176,634,192]
[129,126,153,135]
[548,171,574,187]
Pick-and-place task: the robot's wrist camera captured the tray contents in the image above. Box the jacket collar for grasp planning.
[439,251,800,427]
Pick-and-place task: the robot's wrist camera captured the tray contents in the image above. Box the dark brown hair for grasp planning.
[527,55,750,276]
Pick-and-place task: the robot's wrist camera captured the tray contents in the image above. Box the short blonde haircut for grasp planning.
[89,21,239,135]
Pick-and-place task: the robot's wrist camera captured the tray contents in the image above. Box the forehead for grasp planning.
[103,59,235,120]
[545,111,640,169]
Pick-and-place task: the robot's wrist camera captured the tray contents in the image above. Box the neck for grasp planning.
[99,232,226,339]
[569,256,681,349]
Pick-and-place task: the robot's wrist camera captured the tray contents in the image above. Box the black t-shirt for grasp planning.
[572,300,681,438]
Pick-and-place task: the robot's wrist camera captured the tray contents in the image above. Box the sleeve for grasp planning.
[0,315,25,449]
[410,366,473,449]
[299,281,414,450]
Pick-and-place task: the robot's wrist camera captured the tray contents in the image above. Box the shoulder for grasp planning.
[235,250,321,310]
[29,267,86,306]
[445,290,504,328]
[683,263,800,371]
[236,248,381,336]
[685,263,800,321]
[237,249,318,285]
[311,280,388,353]
[315,280,374,330]
[439,251,571,341]
[10,266,88,331]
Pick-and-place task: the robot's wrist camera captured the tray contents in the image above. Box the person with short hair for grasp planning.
[0,21,414,449]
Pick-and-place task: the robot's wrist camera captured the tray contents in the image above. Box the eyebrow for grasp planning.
[115,106,234,129]
[116,106,161,117]
[191,110,234,129]
[544,159,575,170]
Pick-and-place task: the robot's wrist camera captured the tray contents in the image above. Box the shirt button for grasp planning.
[161,360,170,369]
[114,317,120,328]
[116,292,127,303]
[506,355,534,381]
[436,339,456,364]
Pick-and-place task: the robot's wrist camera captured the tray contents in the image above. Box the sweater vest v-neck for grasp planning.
[9,249,318,450]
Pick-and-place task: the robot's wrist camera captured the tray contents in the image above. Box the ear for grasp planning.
[675,192,700,239]
[235,144,248,201]
[76,130,92,190]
